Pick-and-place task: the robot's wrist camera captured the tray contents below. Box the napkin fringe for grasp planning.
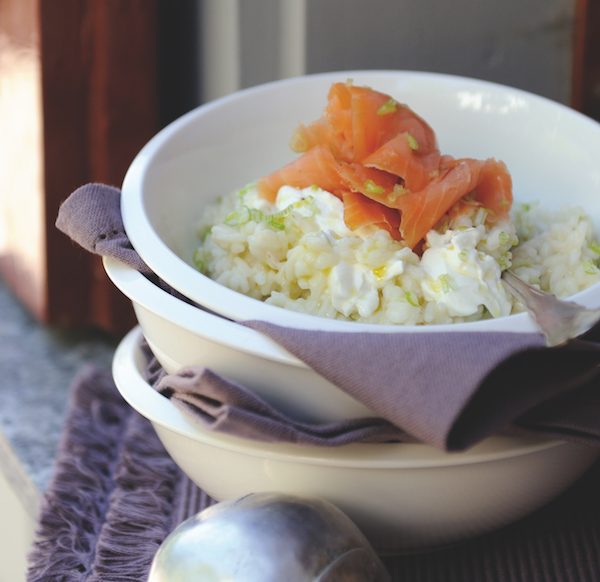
[26,366,209,582]
[88,412,185,581]
[27,366,132,581]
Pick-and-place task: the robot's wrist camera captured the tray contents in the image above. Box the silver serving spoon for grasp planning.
[148,492,390,582]
[502,270,600,347]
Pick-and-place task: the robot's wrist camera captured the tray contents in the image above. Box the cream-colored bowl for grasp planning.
[103,256,372,423]
[112,326,599,551]
[120,70,600,332]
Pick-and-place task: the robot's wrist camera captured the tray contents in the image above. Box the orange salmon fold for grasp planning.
[395,159,481,249]
[257,145,344,202]
[342,191,401,240]
[257,82,514,248]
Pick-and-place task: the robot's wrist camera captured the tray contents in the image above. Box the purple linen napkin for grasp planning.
[56,183,152,275]
[152,362,409,445]
[27,367,600,581]
[245,322,600,450]
[56,183,600,451]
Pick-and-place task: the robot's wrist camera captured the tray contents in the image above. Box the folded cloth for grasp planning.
[56,183,600,451]
[152,358,408,446]
[56,183,152,275]
[27,366,600,581]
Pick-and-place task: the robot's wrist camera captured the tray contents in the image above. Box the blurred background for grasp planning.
[0,0,598,336]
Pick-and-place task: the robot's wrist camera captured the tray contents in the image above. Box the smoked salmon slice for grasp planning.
[347,83,438,161]
[394,159,482,249]
[257,145,344,202]
[342,191,401,240]
[362,132,434,191]
[257,82,514,249]
[293,82,439,164]
[337,163,398,202]
[290,118,352,162]
[474,159,513,222]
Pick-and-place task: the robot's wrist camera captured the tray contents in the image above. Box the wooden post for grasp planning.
[0,0,160,333]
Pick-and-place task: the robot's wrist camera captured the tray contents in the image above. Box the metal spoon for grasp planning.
[148,492,390,582]
[502,270,600,347]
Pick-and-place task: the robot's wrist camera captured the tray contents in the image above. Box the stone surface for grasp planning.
[0,278,117,497]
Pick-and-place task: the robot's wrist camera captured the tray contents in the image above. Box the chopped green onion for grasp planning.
[266,214,286,230]
[225,206,249,226]
[265,205,293,231]
[521,203,531,212]
[583,260,599,275]
[250,208,265,222]
[387,184,407,202]
[458,250,468,262]
[237,182,256,198]
[498,231,510,246]
[364,179,385,196]
[192,249,205,272]
[377,98,398,116]
[589,241,600,255]
[225,206,264,226]
[406,133,419,151]
[439,274,453,293]
[498,253,511,270]
[197,225,212,242]
[405,291,419,307]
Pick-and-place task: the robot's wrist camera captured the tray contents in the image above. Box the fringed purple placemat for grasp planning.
[26,366,213,582]
[27,366,600,581]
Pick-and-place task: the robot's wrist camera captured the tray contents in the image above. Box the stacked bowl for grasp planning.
[109,71,600,550]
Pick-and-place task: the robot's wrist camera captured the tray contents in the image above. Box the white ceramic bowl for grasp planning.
[113,326,599,551]
[103,256,373,422]
[121,70,600,332]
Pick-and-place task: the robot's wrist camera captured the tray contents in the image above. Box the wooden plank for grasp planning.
[41,0,160,332]
[572,0,600,120]
[1,0,204,333]
[38,0,94,326]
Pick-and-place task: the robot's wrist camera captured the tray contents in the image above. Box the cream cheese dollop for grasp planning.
[329,262,379,317]
[420,227,512,318]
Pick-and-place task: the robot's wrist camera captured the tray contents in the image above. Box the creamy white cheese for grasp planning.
[329,262,379,317]
[274,186,353,237]
[420,227,512,318]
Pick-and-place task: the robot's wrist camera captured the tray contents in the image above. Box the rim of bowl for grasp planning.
[113,325,564,470]
[103,257,303,367]
[121,69,600,333]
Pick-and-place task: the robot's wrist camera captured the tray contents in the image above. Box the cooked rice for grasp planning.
[194,185,600,325]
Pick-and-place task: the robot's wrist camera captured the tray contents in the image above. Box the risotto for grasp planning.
[192,81,600,325]
[193,185,600,326]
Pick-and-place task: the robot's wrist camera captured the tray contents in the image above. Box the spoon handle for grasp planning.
[503,270,600,347]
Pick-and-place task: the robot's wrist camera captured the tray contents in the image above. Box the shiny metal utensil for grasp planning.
[503,270,600,347]
[148,492,390,582]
